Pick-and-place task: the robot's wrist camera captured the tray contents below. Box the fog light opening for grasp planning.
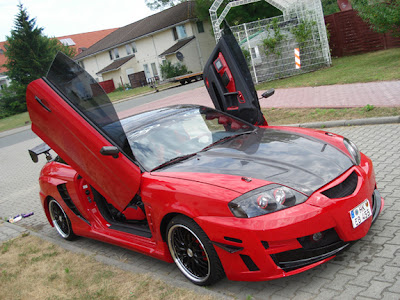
[312,232,323,242]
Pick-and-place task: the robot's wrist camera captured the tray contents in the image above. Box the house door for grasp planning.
[143,64,151,81]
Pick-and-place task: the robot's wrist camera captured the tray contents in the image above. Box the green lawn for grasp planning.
[0,111,31,132]
[256,48,400,90]
[263,106,400,125]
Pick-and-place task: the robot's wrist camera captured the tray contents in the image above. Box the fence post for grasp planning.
[244,23,258,84]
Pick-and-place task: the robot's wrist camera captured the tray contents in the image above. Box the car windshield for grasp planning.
[125,106,254,171]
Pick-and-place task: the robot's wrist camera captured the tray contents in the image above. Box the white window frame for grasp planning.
[176,25,187,39]
[114,48,120,59]
[126,44,132,55]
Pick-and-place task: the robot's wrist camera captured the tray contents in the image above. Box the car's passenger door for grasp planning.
[26,53,140,212]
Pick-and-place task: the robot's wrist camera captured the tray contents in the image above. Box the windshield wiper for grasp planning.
[151,153,197,171]
[200,131,254,152]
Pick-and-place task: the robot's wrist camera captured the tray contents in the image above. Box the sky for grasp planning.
[0,0,155,42]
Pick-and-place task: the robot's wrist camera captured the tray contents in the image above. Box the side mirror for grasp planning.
[261,88,275,99]
[100,146,120,159]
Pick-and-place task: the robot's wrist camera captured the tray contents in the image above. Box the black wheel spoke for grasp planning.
[168,222,211,283]
[49,199,72,239]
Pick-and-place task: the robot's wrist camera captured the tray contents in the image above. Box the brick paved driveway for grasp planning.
[118,81,400,118]
[1,123,399,299]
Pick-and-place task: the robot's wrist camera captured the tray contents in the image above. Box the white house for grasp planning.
[74,1,216,88]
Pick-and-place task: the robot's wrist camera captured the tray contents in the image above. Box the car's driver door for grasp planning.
[203,24,266,126]
[26,53,140,212]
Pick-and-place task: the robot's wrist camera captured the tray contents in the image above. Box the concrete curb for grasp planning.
[0,221,231,299]
[285,116,400,129]
[0,124,31,138]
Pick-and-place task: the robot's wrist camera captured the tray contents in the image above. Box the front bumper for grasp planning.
[195,165,384,281]
[271,189,382,273]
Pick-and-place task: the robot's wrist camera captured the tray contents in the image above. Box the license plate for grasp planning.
[350,199,372,228]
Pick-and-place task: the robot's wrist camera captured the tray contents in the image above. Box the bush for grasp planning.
[160,60,189,79]
[0,84,27,118]
[115,84,131,92]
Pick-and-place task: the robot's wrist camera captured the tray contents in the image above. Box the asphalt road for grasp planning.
[114,80,204,113]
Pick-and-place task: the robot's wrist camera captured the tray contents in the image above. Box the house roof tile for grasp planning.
[57,28,118,55]
[75,1,197,60]
[0,41,7,73]
[159,36,195,56]
[97,54,135,74]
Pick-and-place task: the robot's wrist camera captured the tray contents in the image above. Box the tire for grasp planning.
[49,198,76,240]
[167,215,225,286]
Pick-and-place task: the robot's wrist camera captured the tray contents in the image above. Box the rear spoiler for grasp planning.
[28,142,52,163]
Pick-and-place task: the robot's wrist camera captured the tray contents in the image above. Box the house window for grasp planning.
[196,21,204,33]
[109,50,113,60]
[173,25,187,40]
[126,42,137,55]
[151,63,158,77]
[59,38,76,46]
[126,44,131,55]
[131,42,137,53]
[172,28,178,40]
[114,48,120,59]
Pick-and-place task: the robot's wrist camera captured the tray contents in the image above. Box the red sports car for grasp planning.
[26,27,383,286]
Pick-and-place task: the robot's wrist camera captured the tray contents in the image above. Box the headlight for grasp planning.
[343,138,361,165]
[228,185,308,218]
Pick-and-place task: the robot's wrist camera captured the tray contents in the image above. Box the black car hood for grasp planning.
[159,128,354,196]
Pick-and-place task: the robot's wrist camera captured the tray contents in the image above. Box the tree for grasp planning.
[1,4,75,117]
[145,0,182,10]
[321,0,340,16]
[146,0,281,24]
[222,1,281,25]
[352,0,400,36]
